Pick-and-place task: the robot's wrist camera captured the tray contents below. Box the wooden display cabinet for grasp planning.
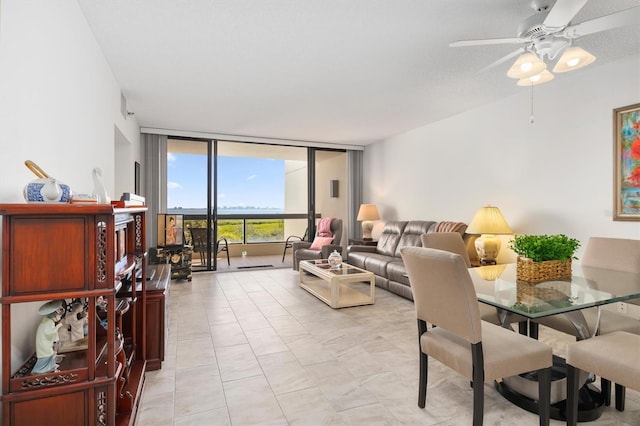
[145,264,171,371]
[0,204,148,426]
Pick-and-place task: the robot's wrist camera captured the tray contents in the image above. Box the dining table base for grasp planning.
[496,355,606,422]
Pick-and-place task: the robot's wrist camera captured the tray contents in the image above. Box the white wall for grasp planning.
[315,151,348,247]
[0,0,141,385]
[364,55,640,264]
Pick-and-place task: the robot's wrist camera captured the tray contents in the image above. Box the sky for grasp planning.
[167,153,285,209]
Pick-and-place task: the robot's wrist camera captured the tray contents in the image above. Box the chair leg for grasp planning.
[615,383,626,411]
[281,245,288,262]
[519,321,528,336]
[537,367,551,426]
[225,246,230,266]
[472,375,484,426]
[418,352,427,408]
[601,378,611,406]
[471,343,484,426]
[529,321,539,340]
[566,364,579,426]
[417,319,428,409]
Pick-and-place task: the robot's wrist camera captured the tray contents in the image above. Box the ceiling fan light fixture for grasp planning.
[552,46,596,73]
[507,52,547,79]
[517,69,554,86]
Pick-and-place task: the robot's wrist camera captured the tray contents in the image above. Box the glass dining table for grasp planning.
[468,262,640,421]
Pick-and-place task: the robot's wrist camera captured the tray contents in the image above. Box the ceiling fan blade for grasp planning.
[543,0,589,31]
[450,37,527,48]
[564,6,640,38]
[478,48,525,74]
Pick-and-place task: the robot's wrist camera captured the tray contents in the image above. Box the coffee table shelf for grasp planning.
[299,260,375,308]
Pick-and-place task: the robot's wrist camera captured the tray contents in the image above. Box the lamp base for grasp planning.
[475,234,501,264]
[361,220,374,240]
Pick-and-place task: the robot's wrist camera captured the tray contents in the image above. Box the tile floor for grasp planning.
[137,268,640,425]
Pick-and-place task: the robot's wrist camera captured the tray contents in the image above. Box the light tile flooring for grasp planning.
[137,268,640,425]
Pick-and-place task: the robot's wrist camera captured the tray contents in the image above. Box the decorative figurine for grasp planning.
[32,300,65,374]
[92,167,111,204]
[57,299,89,353]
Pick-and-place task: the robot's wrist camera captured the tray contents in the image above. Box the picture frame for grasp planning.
[157,214,184,247]
[613,103,640,221]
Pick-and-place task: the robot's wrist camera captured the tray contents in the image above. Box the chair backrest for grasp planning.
[401,247,482,344]
[330,219,343,245]
[420,232,471,267]
[582,237,640,273]
[189,228,207,250]
[315,219,343,245]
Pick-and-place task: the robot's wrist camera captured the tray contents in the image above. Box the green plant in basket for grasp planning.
[508,234,580,262]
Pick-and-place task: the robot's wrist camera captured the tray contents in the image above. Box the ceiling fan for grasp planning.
[450,0,640,85]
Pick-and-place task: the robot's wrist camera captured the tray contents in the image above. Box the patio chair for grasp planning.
[189,227,230,266]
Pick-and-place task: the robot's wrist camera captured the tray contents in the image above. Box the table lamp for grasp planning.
[357,204,380,240]
[466,205,512,264]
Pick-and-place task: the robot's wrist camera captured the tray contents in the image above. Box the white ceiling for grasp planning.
[77,0,640,146]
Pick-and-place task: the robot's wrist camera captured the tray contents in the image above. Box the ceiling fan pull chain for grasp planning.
[530,83,535,124]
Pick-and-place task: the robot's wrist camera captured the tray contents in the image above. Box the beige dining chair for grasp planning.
[534,237,640,408]
[401,247,552,426]
[566,331,640,424]
[421,232,527,330]
[535,237,640,336]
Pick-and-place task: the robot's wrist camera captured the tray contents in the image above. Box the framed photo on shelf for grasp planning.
[157,214,184,247]
[613,103,640,221]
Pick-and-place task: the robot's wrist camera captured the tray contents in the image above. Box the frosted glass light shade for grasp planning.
[507,52,547,79]
[517,69,555,86]
[552,47,596,73]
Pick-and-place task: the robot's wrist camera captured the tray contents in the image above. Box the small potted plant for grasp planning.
[508,234,580,283]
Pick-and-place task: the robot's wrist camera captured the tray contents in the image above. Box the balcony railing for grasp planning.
[179,213,315,244]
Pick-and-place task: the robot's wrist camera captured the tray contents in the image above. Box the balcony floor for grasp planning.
[191,252,295,272]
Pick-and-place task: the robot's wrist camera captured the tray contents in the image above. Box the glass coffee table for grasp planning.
[299,260,375,308]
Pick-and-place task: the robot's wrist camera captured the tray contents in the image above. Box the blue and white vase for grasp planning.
[24,178,72,202]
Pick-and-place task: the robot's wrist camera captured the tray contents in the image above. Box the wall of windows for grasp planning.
[167,138,345,271]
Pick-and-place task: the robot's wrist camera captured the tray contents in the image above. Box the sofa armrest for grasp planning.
[292,241,312,251]
[321,244,343,259]
[347,245,377,254]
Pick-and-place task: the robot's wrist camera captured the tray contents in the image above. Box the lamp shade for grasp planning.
[507,52,547,79]
[466,206,512,235]
[517,69,554,86]
[552,46,596,73]
[357,204,380,221]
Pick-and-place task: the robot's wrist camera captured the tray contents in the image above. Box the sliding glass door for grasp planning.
[168,138,315,271]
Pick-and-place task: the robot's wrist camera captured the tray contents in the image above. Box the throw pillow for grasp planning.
[309,236,333,250]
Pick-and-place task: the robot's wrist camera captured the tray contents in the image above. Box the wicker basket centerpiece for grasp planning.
[509,234,580,284]
[516,257,572,283]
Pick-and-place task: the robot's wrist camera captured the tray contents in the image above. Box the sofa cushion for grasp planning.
[387,260,410,286]
[364,254,397,277]
[376,221,408,257]
[347,247,376,268]
[310,236,333,250]
[394,221,435,257]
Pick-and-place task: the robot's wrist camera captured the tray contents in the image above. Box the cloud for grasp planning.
[167,153,176,163]
[167,181,182,189]
[219,193,226,198]
[247,174,257,180]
